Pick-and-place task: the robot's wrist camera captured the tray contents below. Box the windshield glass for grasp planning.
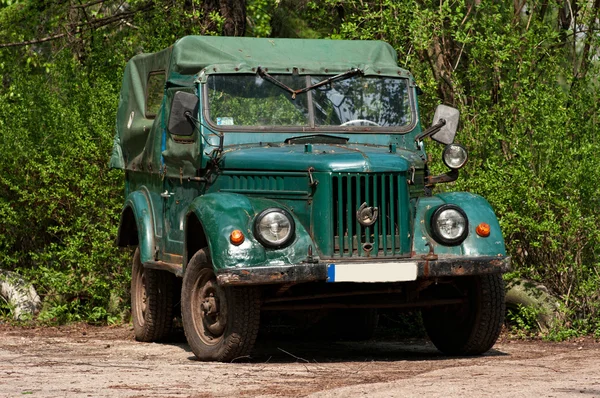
[311,75,411,127]
[206,74,412,129]
[207,75,310,127]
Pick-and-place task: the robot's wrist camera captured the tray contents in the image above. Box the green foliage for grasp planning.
[0,295,13,318]
[0,52,131,323]
[506,304,541,337]
[38,299,120,325]
[247,0,274,37]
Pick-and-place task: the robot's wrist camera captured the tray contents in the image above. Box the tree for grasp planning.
[202,0,247,36]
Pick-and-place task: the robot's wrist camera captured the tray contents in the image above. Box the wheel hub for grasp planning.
[141,272,147,316]
[201,294,218,316]
[198,278,226,338]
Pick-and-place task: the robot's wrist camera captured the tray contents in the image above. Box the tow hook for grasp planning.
[422,242,438,261]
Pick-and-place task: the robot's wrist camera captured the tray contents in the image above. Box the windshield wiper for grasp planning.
[256,67,362,99]
[284,134,349,145]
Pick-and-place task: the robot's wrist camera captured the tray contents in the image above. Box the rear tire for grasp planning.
[181,249,261,362]
[422,274,505,355]
[131,248,176,342]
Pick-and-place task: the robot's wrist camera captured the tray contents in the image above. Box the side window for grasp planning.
[145,71,165,118]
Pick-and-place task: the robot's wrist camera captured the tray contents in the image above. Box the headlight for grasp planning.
[430,205,469,245]
[254,208,295,248]
[442,143,468,169]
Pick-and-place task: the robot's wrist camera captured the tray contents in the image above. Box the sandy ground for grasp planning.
[1,324,600,398]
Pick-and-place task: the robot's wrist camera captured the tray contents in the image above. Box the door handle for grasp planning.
[161,190,173,198]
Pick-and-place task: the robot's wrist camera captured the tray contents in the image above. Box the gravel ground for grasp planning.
[1,324,599,397]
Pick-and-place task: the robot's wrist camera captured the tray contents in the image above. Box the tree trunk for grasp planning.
[202,0,246,36]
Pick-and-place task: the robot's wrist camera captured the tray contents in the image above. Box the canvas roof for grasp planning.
[167,36,411,82]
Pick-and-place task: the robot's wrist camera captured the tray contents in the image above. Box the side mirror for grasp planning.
[168,91,199,136]
[430,105,459,145]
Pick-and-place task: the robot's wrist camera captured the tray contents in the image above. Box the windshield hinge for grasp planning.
[407,166,416,185]
[307,167,319,189]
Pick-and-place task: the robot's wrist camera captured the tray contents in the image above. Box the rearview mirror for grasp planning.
[430,105,459,145]
[168,91,199,136]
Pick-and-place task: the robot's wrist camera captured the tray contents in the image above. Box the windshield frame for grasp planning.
[201,73,417,134]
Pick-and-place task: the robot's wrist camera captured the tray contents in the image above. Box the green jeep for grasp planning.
[110,36,510,362]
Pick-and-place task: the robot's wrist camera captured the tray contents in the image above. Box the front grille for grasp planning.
[332,173,410,258]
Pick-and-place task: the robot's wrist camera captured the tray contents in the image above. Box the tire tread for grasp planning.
[132,248,176,342]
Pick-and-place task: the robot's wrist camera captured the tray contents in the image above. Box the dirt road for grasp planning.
[1,324,599,397]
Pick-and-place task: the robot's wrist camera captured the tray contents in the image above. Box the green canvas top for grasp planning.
[110,36,412,170]
[169,36,411,80]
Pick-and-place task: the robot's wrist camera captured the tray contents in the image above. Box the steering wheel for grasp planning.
[340,119,380,127]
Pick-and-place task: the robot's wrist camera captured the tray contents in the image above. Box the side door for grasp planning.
[161,88,202,258]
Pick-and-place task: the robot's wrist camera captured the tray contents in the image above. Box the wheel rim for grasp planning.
[133,266,147,327]
[191,269,228,345]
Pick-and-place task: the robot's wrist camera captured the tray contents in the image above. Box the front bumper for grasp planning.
[216,255,511,286]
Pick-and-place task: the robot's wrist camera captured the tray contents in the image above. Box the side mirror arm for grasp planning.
[184,111,224,161]
[415,118,446,144]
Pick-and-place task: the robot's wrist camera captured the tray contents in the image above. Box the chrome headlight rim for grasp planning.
[253,208,296,249]
[430,204,469,246]
[442,143,468,170]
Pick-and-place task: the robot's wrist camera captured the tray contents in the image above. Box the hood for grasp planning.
[219,144,425,173]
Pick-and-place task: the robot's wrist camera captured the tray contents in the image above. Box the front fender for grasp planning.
[186,193,315,272]
[121,189,156,264]
[412,192,506,257]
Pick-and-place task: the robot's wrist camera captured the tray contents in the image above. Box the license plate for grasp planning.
[326,262,418,283]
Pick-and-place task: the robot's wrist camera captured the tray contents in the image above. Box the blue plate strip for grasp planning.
[326,263,335,283]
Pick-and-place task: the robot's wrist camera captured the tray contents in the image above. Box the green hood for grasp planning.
[220,144,425,173]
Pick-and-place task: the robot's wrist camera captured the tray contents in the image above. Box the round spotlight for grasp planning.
[442,143,468,169]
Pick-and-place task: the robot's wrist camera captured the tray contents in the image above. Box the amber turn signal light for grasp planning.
[476,222,491,237]
[230,229,245,245]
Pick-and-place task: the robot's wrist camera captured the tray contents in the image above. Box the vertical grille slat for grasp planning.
[336,176,344,257]
[389,174,396,254]
[372,176,379,254]
[346,176,353,255]
[380,175,387,255]
[365,175,371,254]
[332,172,409,258]
[356,175,363,257]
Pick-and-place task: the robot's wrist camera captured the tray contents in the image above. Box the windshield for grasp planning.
[311,75,411,127]
[207,75,310,127]
[206,74,412,130]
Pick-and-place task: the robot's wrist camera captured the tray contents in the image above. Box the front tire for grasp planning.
[181,249,261,362]
[131,248,176,342]
[422,274,505,356]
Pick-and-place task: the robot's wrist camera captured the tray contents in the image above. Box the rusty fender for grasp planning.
[216,256,511,286]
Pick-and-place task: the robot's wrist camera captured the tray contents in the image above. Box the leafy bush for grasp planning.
[506,304,541,337]
[0,55,130,322]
